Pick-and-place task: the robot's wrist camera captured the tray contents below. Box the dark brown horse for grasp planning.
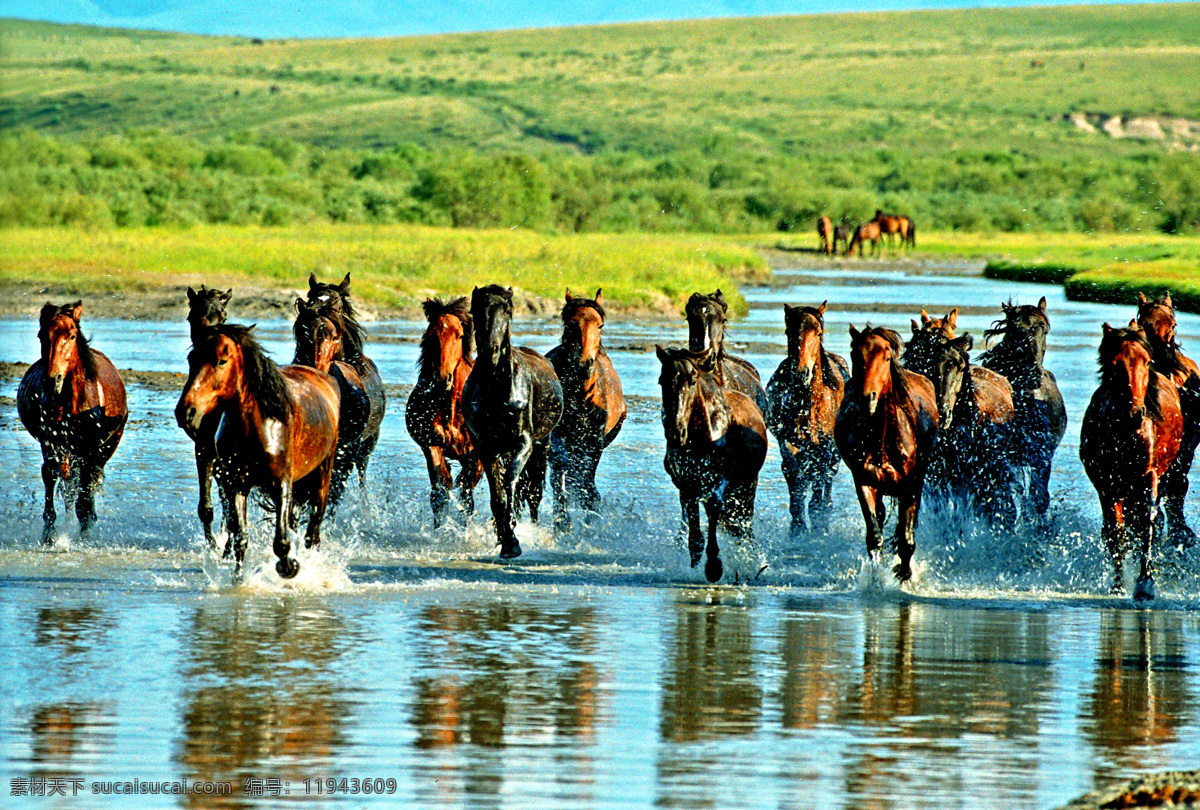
[765,302,848,536]
[817,216,834,255]
[835,326,939,581]
[463,285,564,559]
[685,290,768,413]
[1136,291,1200,546]
[657,346,767,582]
[979,296,1067,519]
[1081,323,1183,599]
[18,301,128,544]
[186,285,232,549]
[302,272,386,498]
[846,221,882,257]
[405,296,483,526]
[547,289,627,533]
[176,324,340,579]
[293,297,385,510]
[833,224,852,255]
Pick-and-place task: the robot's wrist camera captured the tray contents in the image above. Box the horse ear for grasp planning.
[187,287,197,303]
[1129,318,1139,330]
[294,297,305,312]
[565,288,574,303]
[655,344,669,363]
[946,308,958,329]
[1162,291,1173,308]
[69,301,83,322]
[848,324,860,340]
[594,288,603,306]
[309,273,319,291]
[1037,296,1048,313]
[920,308,931,325]
[1137,291,1148,305]
[247,323,257,332]
[911,319,920,335]
[221,288,233,302]
[1102,322,1113,335]
[818,301,827,316]
[340,273,351,292]
[713,289,727,308]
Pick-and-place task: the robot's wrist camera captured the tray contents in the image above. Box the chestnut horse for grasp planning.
[817,216,834,256]
[1136,291,1200,546]
[657,346,767,582]
[846,221,882,257]
[685,290,768,413]
[176,324,340,579]
[547,289,627,533]
[1081,323,1183,599]
[917,307,957,338]
[979,297,1067,519]
[873,210,916,249]
[186,285,232,549]
[405,296,482,525]
[765,302,848,536]
[835,326,939,581]
[463,285,563,559]
[293,297,385,510]
[18,301,128,544]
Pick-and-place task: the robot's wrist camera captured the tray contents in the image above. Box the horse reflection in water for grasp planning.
[547,289,626,533]
[176,324,340,579]
[18,301,128,545]
[1081,323,1182,599]
[657,346,767,582]
[184,286,233,549]
[463,285,563,559]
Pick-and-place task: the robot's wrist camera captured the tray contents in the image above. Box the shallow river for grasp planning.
[2,258,1199,808]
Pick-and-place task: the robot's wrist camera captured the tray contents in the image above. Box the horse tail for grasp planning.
[907,220,916,247]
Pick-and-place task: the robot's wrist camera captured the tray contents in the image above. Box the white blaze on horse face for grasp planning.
[262,418,285,455]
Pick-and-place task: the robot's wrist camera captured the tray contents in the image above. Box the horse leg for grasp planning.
[196,449,218,550]
[580,447,604,528]
[75,459,101,540]
[810,443,839,536]
[40,454,59,546]
[274,479,300,579]
[681,491,703,567]
[521,439,549,525]
[227,487,250,580]
[356,430,379,491]
[303,453,336,555]
[549,433,571,534]
[456,458,482,518]
[856,484,884,563]
[893,491,920,583]
[781,444,807,537]
[1132,480,1157,601]
[499,438,533,558]
[423,446,453,526]
[1102,500,1126,595]
[703,497,723,583]
[1161,436,1197,547]
[1030,458,1052,518]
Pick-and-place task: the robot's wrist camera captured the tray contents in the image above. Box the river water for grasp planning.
[1,259,1199,808]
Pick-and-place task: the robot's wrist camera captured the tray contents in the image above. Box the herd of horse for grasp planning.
[15,276,1200,599]
[819,210,917,257]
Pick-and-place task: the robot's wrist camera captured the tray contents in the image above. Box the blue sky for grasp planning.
[0,0,1166,38]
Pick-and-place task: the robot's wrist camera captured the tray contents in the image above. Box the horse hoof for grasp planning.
[1170,525,1198,549]
[499,541,522,560]
[1134,576,1156,602]
[276,557,300,579]
[893,562,913,583]
[705,555,723,583]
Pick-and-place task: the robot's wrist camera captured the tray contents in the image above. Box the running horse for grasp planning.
[176,324,340,579]
[979,296,1067,520]
[293,297,385,509]
[817,216,834,256]
[463,285,564,559]
[547,289,626,533]
[405,296,482,525]
[1081,323,1183,599]
[185,285,233,549]
[685,290,768,413]
[18,301,128,544]
[1136,291,1200,546]
[765,302,848,537]
[657,346,767,582]
[835,325,939,581]
[302,273,387,498]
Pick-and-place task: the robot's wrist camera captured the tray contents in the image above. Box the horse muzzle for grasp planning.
[798,364,815,386]
[865,392,879,415]
[175,401,201,436]
[52,374,65,395]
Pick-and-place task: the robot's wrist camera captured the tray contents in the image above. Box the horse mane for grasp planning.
[1099,327,1163,421]
[418,296,474,371]
[819,349,841,390]
[210,323,292,422]
[1138,300,1189,379]
[562,296,606,324]
[40,301,97,379]
[661,345,718,374]
[309,281,366,364]
[982,299,1050,344]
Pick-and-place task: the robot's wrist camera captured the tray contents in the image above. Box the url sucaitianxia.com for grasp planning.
[11,776,400,797]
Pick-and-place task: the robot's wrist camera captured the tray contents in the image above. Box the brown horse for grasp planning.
[835,326,939,581]
[979,297,1067,519]
[765,302,848,536]
[293,298,385,510]
[685,290,768,413]
[657,346,767,582]
[1081,323,1183,599]
[405,296,483,526]
[176,324,340,579]
[916,307,957,338]
[185,285,233,549]
[547,289,627,533]
[874,210,916,249]
[1136,291,1200,546]
[833,224,852,255]
[817,216,834,256]
[18,301,128,544]
[846,221,882,257]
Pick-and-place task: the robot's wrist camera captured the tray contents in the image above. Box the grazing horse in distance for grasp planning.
[405,296,482,526]
[685,290,768,413]
[847,221,882,257]
[873,210,904,247]
[835,325,939,581]
[176,324,340,579]
[18,301,128,545]
[817,216,834,255]
[657,346,767,582]
[900,216,916,248]
[765,302,848,537]
[979,296,1067,519]
[185,286,233,550]
[547,289,627,533]
[463,285,564,559]
[1081,323,1183,599]
[293,298,384,509]
[1137,291,1200,546]
[833,224,852,255]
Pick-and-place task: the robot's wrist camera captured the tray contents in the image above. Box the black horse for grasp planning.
[978,297,1067,519]
[685,290,768,413]
[185,285,232,550]
[463,285,564,559]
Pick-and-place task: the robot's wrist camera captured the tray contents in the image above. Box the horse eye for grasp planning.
[217,358,228,367]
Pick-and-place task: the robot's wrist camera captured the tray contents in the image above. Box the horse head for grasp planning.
[656,345,721,447]
[930,334,974,429]
[39,300,90,395]
[307,272,365,364]
[686,290,728,354]
[784,301,826,386]
[561,288,606,379]
[177,326,248,435]
[293,298,342,373]
[471,285,514,368]
[419,296,472,387]
[1099,321,1156,422]
[989,296,1050,365]
[849,324,903,415]
[186,285,232,333]
[919,307,958,338]
[307,272,351,314]
[1136,291,1179,357]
